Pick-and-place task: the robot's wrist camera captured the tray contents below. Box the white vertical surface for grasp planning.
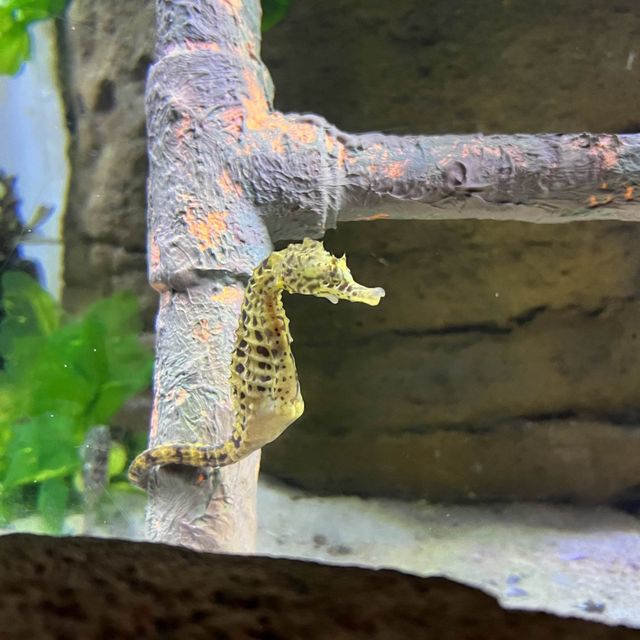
[0,20,69,299]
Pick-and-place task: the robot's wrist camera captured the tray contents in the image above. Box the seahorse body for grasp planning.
[128,238,385,489]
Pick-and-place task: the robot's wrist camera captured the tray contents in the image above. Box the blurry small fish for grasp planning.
[626,50,636,72]
[25,204,55,233]
[18,204,59,245]
[81,425,111,512]
[579,599,606,614]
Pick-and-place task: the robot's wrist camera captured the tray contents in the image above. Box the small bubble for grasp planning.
[494,292,500,298]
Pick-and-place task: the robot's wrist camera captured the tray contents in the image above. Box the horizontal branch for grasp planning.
[337,132,640,224]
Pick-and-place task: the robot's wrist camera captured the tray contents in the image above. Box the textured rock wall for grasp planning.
[263,220,640,502]
[61,0,156,328]
[61,0,640,502]
[260,0,640,502]
[1,534,638,638]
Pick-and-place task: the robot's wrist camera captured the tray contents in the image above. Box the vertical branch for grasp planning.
[145,0,272,551]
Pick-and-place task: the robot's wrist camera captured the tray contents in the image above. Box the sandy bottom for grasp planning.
[6,475,639,628]
[257,476,640,629]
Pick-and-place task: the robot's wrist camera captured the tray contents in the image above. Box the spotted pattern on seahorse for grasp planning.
[128,238,385,489]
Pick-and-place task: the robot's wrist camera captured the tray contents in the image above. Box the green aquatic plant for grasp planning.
[0,0,68,75]
[0,271,153,531]
[262,0,291,32]
[0,0,285,76]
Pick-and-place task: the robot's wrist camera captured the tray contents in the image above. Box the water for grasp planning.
[1,0,639,629]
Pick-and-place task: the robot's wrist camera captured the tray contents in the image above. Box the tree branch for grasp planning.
[337,131,640,223]
[145,0,273,552]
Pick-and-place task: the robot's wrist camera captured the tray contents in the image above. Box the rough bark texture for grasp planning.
[1,533,638,639]
[339,132,640,223]
[141,0,274,551]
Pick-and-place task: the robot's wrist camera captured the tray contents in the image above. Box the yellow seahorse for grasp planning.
[128,238,385,489]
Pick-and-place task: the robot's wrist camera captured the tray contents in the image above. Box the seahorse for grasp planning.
[128,238,385,490]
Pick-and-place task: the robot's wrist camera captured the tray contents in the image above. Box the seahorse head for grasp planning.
[281,238,385,306]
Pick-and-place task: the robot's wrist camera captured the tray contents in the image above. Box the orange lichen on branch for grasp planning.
[149,234,161,271]
[210,286,244,306]
[358,212,390,221]
[386,161,408,179]
[149,403,159,439]
[175,115,193,143]
[193,319,212,343]
[184,209,229,250]
[184,41,220,53]
[587,195,599,208]
[180,193,229,251]
[586,183,636,208]
[241,71,319,153]
[217,169,243,199]
[601,148,619,171]
[287,120,319,146]
[325,131,347,169]
[175,387,189,406]
[242,71,270,130]
[219,106,244,138]
[221,0,242,15]
[583,136,620,171]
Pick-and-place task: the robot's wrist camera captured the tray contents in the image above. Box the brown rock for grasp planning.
[263,220,640,501]
[0,533,636,639]
[61,0,156,326]
[264,419,640,503]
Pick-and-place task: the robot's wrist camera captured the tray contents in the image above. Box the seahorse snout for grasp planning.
[360,285,386,305]
[344,283,385,306]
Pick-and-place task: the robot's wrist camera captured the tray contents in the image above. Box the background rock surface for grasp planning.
[61,0,640,502]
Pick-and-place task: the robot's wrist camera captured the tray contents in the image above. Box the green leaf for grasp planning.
[0,20,29,77]
[13,0,68,14]
[5,332,94,425]
[0,372,20,429]
[85,291,143,337]
[108,480,144,494]
[107,441,127,478]
[0,278,151,528]
[0,271,60,352]
[2,413,80,489]
[81,293,153,424]
[87,381,131,426]
[262,0,291,31]
[1,281,152,433]
[0,0,69,76]
[0,0,67,21]
[37,477,69,533]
